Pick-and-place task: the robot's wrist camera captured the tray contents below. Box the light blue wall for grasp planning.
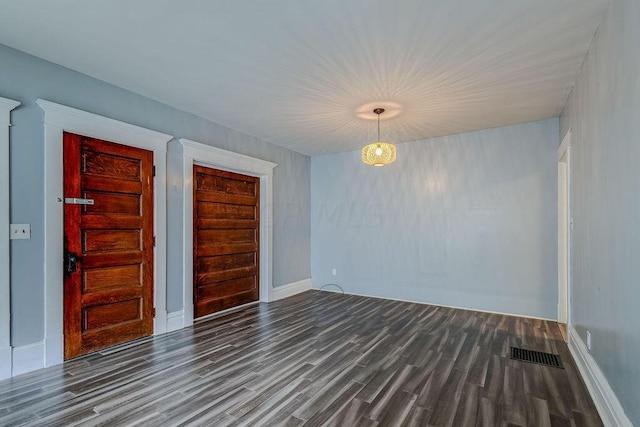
[312,119,558,319]
[1,44,311,347]
[560,0,640,423]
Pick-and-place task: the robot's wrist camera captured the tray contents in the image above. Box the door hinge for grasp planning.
[152,307,156,318]
[153,235,156,247]
[153,165,156,177]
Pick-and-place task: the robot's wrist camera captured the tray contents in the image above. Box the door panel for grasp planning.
[83,229,141,252]
[197,277,256,300]
[84,192,141,215]
[83,265,141,292]
[196,202,256,219]
[63,132,154,359]
[193,166,259,317]
[197,228,256,244]
[198,253,255,271]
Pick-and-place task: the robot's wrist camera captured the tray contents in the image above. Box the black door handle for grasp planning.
[65,251,79,274]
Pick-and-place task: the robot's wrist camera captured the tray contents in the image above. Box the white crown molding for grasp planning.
[180,138,277,327]
[38,99,173,371]
[568,326,633,427]
[0,96,19,380]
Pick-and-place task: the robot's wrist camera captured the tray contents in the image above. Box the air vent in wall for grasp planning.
[511,347,563,369]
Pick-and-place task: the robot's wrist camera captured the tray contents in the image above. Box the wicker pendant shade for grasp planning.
[362,108,396,166]
[362,142,397,166]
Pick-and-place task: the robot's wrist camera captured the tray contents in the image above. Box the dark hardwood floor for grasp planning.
[0,291,601,426]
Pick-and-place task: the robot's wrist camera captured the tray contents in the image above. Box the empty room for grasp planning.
[0,0,637,425]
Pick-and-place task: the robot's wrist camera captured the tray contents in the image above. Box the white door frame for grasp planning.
[38,99,173,367]
[558,129,571,325]
[0,96,20,379]
[180,138,277,328]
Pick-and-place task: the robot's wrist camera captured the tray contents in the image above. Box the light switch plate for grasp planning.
[9,224,31,240]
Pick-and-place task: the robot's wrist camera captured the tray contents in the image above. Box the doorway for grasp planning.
[558,131,571,341]
[193,165,260,318]
[63,132,155,359]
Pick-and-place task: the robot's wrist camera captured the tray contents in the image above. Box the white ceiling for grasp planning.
[0,0,609,156]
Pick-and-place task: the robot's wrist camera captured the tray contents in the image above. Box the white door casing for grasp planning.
[38,99,173,367]
[558,129,571,325]
[0,96,20,379]
[180,138,277,328]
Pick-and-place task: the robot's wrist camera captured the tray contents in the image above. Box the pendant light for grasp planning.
[361,108,396,166]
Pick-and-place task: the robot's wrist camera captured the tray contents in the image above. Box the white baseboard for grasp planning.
[154,310,168,335]
[568,326,632,427]
[12,341,45,377]
[0,346,11,379]
[166,310,185,333]
[315,286,555,322]
[44,334,64,367]
[273,278,312,301]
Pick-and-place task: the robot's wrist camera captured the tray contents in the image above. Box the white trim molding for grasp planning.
[568,326,633,427]
[180,138,277,328]
[558,128,571,325]
[315,285,557,322]
[166,310,185,333]
[12,341,45,377]
[37,99,173,370]
[0,96,20,380]
[273,279,312,301]
[558,128,572,161]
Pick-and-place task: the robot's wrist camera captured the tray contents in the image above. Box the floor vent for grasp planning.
[511,347,563,369]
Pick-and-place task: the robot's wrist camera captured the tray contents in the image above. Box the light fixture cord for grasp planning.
[377,111,380,141]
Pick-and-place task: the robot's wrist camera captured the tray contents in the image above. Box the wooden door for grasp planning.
[63,132,154,359]
[193,166,260,317]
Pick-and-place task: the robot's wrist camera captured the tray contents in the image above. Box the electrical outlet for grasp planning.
[332,268,337,276]
[9,224,31,240]
[586,330,592,351]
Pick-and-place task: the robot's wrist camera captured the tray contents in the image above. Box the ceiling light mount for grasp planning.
[362,108,396,166]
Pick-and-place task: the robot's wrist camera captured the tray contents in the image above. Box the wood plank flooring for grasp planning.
[0,291,602,426]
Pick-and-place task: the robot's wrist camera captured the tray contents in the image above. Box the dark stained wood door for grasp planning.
[193,166,260,317]
[63,132,154,359]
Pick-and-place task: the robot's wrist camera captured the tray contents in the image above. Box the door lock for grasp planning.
[65,251,80,274]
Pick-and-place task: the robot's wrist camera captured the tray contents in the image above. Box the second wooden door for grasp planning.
[193,166,260,317]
